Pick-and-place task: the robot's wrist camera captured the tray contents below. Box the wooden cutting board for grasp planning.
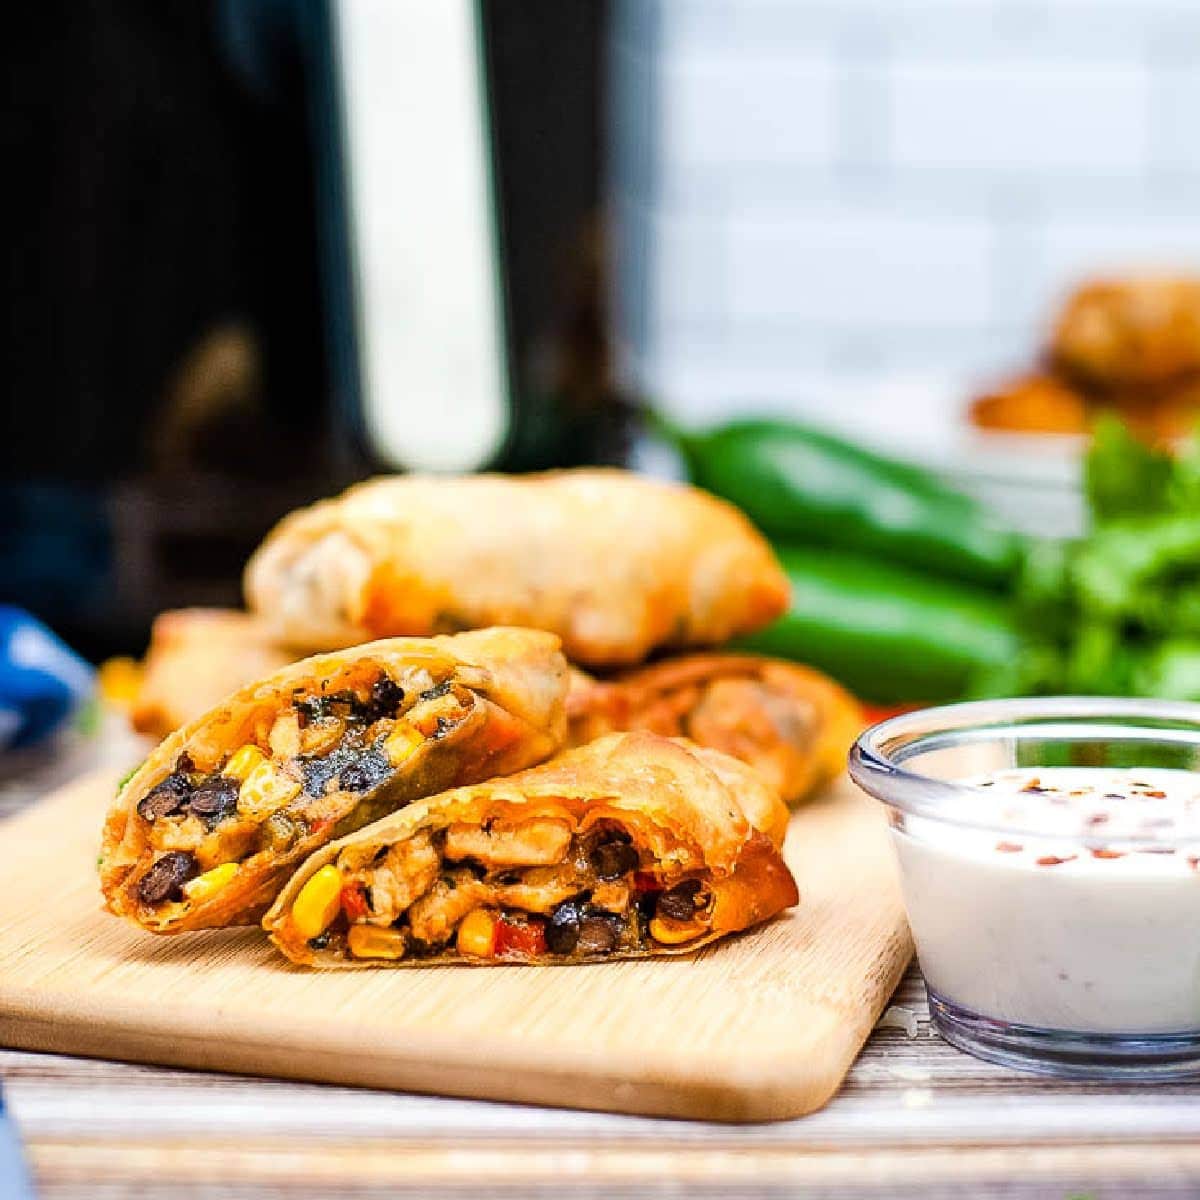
[0,769,911,1122]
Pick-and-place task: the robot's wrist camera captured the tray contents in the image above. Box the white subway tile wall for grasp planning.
[610,0,1200,456]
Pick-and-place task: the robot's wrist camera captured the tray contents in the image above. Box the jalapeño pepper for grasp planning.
[653,414,1025,588]
[736,545,1025,704]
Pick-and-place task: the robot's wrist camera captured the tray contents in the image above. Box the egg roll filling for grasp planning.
[132,671,475,912]
[284,817,714,961]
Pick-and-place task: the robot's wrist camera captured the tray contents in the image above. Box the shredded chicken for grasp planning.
[406,869,491,943]
[590,880,632,913]
[268,711,302,759]
[443,819,572,867]
[492,865,583,914]
[363,830,441,925]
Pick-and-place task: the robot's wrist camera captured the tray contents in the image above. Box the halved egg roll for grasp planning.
[101,627,568,933]
[244,469,789,667]
[568,655,862,806]
[264,731,798,968]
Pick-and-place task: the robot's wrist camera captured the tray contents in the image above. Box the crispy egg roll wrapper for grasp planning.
[1050,276,1200,390]
[101,628,568,933]
[567,654,862,807]
[244,469,789,668]
[264,731,797,968]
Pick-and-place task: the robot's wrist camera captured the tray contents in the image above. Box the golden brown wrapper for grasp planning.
[101,628,568,933]
[1051,276,1200,390]
[567,654,862,807]
[244,469,789,668]
[264,731,797,968]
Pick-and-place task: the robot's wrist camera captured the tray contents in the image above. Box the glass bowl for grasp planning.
[849,696,1200,1080]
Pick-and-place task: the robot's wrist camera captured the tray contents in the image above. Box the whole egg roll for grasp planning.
[1051,276,1200,390]
[101,628,568,933]
[244,469,789,668]
[567,655,862,806]
[264,732,797,968]
[131,609,297,739]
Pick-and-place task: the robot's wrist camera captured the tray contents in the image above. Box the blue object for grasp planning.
[0,1089,34,1199]
[0,608,94,752]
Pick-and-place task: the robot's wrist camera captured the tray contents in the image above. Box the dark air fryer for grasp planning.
[0,0,619,660]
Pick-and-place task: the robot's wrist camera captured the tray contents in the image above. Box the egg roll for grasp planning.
[131,609,297,739]
[568,655,862,806]
[101,627,568,933]
[263,731,798,968]
[1051,276,1200,390]
[244,469,789,668]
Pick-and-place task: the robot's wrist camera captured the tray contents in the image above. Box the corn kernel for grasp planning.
[347,924,407,961]
[237,760,301,820]
[649,916,704,945]
[225,744,266,783]
[182,862,239,905]
[291,865,344,940]
[384,722,425,768]
[456,908,497,958]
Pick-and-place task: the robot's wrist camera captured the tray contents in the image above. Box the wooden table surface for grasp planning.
[3,749,1200,1199]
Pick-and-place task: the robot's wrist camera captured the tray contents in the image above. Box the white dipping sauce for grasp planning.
[893,767,1200,1033]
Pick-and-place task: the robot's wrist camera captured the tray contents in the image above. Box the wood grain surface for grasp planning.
[0,769,912,1122]
[6,969,1200,1199]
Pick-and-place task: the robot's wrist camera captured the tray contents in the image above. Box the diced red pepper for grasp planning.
[341,882,369,922]
[495,916,547,959]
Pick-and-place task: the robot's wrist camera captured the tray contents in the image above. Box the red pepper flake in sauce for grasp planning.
[1141,790,1168,800]
[1188,856,1200,871]
[1084,813,1110,827]
[1036,854,1077,867]
[1021,779,1047,794]
[1091,848,1125,860]
[995,841,1024,853]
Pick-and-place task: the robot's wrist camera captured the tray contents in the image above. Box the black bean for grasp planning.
[546,899,584,954]
[369,676,405,719]
[576,914,619,955]
[338,748,391,793]
[590,840,638,880]
[137,852,199,905]
[294,690,361,726]
[136,773,192,822]
[186,776,240,825]
[308,932,332,950]
[300,743,362,797]
[656,880,702,922]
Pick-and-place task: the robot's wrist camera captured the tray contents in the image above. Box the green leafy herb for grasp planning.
[115,759,145,796]
[1083,413,1175,521]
